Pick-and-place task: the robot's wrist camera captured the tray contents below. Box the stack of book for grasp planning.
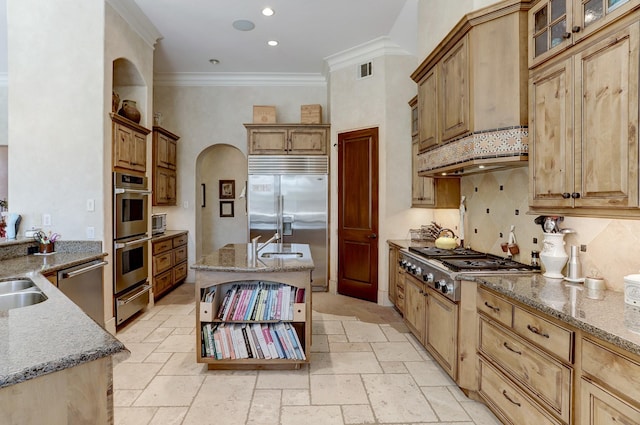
[216,282,305,322]
[201,322,306,360]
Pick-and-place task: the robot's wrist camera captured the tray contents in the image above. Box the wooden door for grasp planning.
[529,58,574,208]
[418,67,438,150]
[337,128,379,302]
[440,35,470,142]
[573,23,639,208]
[404,274,425,342]
[426,289,458,379]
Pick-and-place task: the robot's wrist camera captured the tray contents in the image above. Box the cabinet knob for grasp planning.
[571,192,581,199]
[563,32,571,39]
[572,26,581,33]
[562,192,571,199]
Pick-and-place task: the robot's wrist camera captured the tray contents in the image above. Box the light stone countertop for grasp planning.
[192,243,315,273]
[470,273,640,356]
[0,242,128,389]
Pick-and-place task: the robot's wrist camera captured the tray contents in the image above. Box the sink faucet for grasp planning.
[251,232,280,266]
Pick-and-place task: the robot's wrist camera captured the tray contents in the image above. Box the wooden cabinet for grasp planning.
[245,124,330,155]
[403,273,425,342]
[578,337,640,424]
[417,67,438,150]
[111,113,150,174]
[425,288,458,379]
[410,97,462,208]
[195,269,311,369]
[529,22,639,211]
[439,35,471,142]
[151,231,188,300]
[388,244,399,307]
[152,126,179,206]
[477,287,574,424]
[529,0,639,67]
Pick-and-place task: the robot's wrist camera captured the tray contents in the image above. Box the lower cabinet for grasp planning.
[151,231,188,300]
[403,273,425,342]
[426,288,458,380]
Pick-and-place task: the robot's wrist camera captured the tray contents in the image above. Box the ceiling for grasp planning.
[132,0,413,76]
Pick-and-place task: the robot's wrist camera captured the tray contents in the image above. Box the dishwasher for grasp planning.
[57,259,109,327]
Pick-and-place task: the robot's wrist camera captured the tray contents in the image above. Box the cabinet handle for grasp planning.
[484,301,500,313]
[572,25,581,33]
[502,390,521,407]
[503,342,522,355]
[571,192,581,199]
[563,32,571,39]
[562,192,571,199]
[527,324,550,338]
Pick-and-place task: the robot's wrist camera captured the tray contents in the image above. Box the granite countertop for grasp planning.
[0,242,128,389]
[472,273,640,356]
[192,243,314,273]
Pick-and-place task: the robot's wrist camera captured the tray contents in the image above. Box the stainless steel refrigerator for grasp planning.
[248,155,328,291]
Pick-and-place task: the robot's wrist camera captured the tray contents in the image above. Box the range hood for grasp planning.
[417,126,529,177]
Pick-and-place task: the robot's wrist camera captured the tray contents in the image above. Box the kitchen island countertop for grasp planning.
[192,243,314,273]
[0,245,127,389]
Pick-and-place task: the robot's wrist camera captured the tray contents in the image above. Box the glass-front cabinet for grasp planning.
[529,0,637,66]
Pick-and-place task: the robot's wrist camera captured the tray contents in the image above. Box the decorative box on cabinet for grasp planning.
[245,123,329,155]
[152,126,179,206]
[111,113,150,174]
[529,21,640,212]
[529,0,639,67]
[151,231,188,300]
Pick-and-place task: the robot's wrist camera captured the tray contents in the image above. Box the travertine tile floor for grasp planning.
[113,283,501,425]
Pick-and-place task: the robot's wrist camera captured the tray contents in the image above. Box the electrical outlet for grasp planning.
[580,244,587,252]
[42,214,51,226]
[86,226,95,239]
[183,201,189,209]
[87,199,95,212]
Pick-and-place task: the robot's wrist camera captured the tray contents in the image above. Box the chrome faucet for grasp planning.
[251,232,280,266]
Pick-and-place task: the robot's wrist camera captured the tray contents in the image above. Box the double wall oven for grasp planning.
[113,172,152,325]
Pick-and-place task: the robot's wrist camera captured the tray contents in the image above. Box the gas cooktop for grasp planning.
[408,246,537,272]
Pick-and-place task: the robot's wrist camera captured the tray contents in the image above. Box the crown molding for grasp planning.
[106,0,163,49]
[153,72,327,87]
[324,36,411,73]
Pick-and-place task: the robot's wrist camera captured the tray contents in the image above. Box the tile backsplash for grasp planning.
[433,166,640,292]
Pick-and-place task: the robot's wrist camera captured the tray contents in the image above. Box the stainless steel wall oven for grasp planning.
[113,172,151,326]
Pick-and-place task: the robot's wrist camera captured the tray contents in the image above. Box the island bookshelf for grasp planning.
[195,270,311,369]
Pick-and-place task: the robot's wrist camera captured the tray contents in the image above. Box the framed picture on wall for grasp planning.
[220,201,234,217]
[219,180,235,199]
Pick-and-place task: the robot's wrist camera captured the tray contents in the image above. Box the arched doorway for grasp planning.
[195,144,248,258]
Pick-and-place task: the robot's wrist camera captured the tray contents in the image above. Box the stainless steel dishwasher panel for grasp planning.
[57,260,108,327]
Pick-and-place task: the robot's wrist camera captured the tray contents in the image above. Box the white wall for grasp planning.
[152,84,327,282]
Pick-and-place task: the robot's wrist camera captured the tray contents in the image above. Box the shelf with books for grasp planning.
[194,270,312,370]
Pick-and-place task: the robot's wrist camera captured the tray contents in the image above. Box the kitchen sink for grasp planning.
[0,291,48,311]
[0,279,36,295]
[260,252,304,258]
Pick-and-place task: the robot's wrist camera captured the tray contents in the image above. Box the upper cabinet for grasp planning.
[111,113,150,175]
[245,124,330,155]
[152,126,180,206]
[529,4,640,215]
[411,0,530,176]
[530,0,639,67]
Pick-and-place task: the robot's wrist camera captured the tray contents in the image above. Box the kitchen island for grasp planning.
[191,243,314,369]
[0,238,128,425]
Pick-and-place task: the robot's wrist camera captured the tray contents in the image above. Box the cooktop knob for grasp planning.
[441,283,451,294]
[415,267,422,275]
[423,272,434,283]
[434,279,443,290]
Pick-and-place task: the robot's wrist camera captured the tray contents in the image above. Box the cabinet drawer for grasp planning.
[582,338,640,404]
[153,252,173,275]
[513,306,573,363]
[154,270,172,295]
[479,319,571,423]
[152,239,173,255]
[173,246,187,264]
[580,377,640,424]
[173,233,187,247]
[477,288,513,327]
[479,359,563,425]
[173,261,187,282]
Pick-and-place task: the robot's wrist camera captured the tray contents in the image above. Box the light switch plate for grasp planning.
[42,214,51,226]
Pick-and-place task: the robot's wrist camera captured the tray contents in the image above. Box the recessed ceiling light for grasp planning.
[232,19,255,31]
[209,59,220,65]
[267,40,279,47]
[262,7,275,16]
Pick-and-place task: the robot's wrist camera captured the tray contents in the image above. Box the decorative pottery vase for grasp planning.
[112,91,120,113]
[540,232,568,279]
[118,99,141,123]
